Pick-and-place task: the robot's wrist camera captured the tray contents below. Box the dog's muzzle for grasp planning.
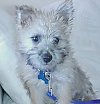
[42,51,52,63]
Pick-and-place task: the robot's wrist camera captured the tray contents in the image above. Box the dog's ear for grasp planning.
[16,5,35,29]
[56,0,74,25]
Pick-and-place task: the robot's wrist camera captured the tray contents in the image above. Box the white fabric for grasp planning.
[0,9,32,104]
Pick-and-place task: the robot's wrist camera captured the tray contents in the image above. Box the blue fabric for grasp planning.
[71,100,100,104]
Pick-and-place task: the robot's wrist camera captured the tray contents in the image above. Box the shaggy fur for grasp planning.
[0,0,95,104]
[14,0,94,104]
[15,0,95,104]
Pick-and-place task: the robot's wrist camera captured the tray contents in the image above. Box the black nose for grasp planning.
[42,52,52,63]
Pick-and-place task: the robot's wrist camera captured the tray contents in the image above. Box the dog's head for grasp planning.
[16,0,73,71]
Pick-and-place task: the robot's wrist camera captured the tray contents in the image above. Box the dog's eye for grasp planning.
[31,35,41,43]
[53,37,59,44]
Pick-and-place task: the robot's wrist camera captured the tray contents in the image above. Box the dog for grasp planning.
[15,0,95,104]
[0,0,95,104]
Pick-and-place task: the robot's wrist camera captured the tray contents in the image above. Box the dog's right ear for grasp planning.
[16,5,35,29]
[56,0,74,25]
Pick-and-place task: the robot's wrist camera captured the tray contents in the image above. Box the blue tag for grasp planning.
[38,70,49,84]
[47,91,58,102]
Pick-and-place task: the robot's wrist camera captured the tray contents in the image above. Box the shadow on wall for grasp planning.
[0,0,60,8]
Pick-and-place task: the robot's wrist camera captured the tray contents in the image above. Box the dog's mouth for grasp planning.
[27,56,55,70]
[26,49,66,71]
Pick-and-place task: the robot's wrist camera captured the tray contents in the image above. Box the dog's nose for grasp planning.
[42,52,52,63]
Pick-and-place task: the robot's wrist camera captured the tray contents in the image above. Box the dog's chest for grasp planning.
[41,80,58,104]
[34,71,59,104]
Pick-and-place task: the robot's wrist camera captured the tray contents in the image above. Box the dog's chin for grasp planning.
[33,61,56,72]
[29,56,63,71]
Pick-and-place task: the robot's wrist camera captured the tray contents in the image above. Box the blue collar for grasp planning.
[38,70,58,102]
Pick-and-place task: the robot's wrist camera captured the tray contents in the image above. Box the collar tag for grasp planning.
[38,70,58,102]
[47,90,58,102]
[38,70,49,84]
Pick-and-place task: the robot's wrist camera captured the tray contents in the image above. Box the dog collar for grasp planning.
[38,70,58,102]
[31,67,57,101]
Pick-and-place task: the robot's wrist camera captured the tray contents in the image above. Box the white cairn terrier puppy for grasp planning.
[16,0,95,104]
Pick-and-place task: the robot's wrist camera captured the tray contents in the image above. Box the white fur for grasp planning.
[15,0,95,104]
[0,0,95,104]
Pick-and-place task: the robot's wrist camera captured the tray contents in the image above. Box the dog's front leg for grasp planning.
[57,83,72,104]
[27,79,45,104]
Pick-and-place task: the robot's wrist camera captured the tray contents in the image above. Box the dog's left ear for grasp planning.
[16,5,35,29]
[56,0,74,25]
